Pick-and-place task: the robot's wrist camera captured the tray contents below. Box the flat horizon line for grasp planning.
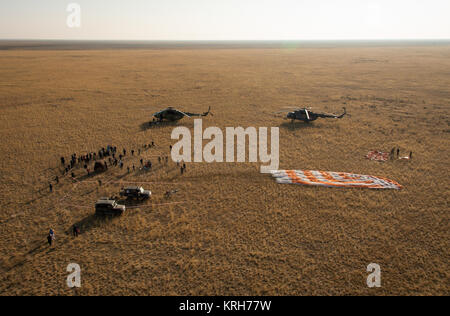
[1,38,449,42]
[1,38,449,51]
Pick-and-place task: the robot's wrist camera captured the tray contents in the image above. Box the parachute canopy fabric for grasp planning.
[366,150,389,162]
[271,170,402,190]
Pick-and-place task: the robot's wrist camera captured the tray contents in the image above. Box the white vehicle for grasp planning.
[95,198,126,216]
[119,186,152,200]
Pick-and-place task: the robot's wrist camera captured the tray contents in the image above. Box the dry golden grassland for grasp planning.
[0,44,448,295]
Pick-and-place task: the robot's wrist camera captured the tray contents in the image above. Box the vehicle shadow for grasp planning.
[69,214,112,236]
[119,197,150,207]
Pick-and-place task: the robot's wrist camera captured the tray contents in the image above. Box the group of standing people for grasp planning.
[390,147,413,160]
[46,226,80,247]
[51,143,160,192]
[59,146,117,178]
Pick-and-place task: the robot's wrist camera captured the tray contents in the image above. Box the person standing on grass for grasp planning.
[47,229,55,246]
[49,183,53,193]
[73,225,79,237]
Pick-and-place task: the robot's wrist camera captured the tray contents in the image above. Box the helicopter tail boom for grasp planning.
[184,107,212,118]
[337,107,347,119]
[316,107,347,119]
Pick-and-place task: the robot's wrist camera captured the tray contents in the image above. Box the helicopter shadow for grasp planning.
[279,121,321,131]
[140,120,197,131]
[140,121,177,131]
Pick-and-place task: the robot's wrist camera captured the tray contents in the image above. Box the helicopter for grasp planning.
[276,107,347,123]
[152,106,212,122]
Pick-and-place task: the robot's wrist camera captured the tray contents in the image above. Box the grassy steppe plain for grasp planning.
[0,44,449,295]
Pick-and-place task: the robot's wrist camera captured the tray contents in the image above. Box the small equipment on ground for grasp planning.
[94,162,106,173]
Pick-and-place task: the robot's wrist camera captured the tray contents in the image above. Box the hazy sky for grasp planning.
[0,0,449,40]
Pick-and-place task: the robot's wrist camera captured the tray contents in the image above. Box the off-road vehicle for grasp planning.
[95,198,126,216]
[119,186,152,200]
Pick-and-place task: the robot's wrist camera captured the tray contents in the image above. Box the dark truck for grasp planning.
[119,186,152,200]
[95,198,126,216]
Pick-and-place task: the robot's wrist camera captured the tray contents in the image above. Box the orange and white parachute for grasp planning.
[271,170,402,190]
